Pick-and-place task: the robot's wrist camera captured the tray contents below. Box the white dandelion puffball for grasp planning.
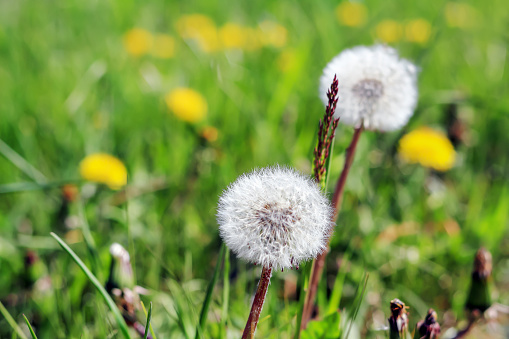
[217,166,334,271]
[319,44,418,132]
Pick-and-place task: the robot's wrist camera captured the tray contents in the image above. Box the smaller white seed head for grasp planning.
[319,44,418,132]
[217,166,334,271]
[110,242,130,262]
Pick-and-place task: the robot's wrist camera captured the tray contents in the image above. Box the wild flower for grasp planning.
[200,126,219,142]
[398,127,456,171]
[375,20,403,43]
[176,14,220,52]
[319,44,418,132]
[405,19,432,44]
[335,2,368,27]
[257,21,287,48]
[151,34,175,59]
[165,87,208,123]
[217,166,333,271]
[445,2,479,29]
[79,153,127,190]
[123,28,153,56]
[219,23,248,50]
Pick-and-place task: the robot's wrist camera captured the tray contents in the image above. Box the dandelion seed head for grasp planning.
[217,166,334,270]
[320,45,418,132]
[110,243,130,262]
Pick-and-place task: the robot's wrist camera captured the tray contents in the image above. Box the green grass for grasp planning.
[1,0,509,337]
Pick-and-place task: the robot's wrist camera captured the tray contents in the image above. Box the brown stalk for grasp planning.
[242,266,273,339]
[301,124,363,329]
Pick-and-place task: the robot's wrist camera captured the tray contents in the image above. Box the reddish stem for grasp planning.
[301,125,364,329]
[242,266,273,339]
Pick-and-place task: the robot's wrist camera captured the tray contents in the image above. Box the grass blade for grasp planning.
[50,232,132,339]
[141,301,157,339]
[343,272,369,339]
[327,251,351,314]
[195,243,225,339]
[143,302,152,339]
[0,138,47,183]
[22,315,38,339]
[0,301,28,339]
[220,248,230,339]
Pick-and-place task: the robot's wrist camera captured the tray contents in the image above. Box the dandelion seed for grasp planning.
[165,87,208,123]
[398,127,456,171]
[79,153,127,190]
[319,44,418,132]
[217,166,334,271]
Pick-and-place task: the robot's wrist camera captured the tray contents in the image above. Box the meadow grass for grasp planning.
[0,0,508,337]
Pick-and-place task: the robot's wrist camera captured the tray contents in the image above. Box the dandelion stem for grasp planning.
[242,266,273,339]
[301,125,364,329]
[331,126,364,212]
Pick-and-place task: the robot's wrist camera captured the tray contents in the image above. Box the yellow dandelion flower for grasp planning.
[176,14,215,38]
[335,2,368,27]
[219,23,248,49]
[79,153,127,189]
[123,28,153,56]
[405,19,432,44]
[151,34,175,59]
[398,127,456,171]
[176,14,220,52]
[165,88,207,123]
[277,49,298,73]
[200,126,219,142]
[243,28,263,51]
[445,2,478,29]
[375,20,403,43]
[257,21,287,48]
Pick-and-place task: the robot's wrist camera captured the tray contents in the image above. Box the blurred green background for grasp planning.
[0,0,508,337]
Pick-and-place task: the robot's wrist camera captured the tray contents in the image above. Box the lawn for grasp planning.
[0,0,508,338]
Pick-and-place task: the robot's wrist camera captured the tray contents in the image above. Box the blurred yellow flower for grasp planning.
[398,127,456,171]
[335,2,368,27]
[405,19,431,44]
[277,49,298,73]
[165,88,207,123]
[258,21,287,48]
[219,23,248,49]
[445,2,478,28]
[200,126,219,142]
[79,153,127,189]
[176,14,220,52]
[151,34,175,59]
[243,28,263,51]
[123,28,153,56]
[375,20,403,43]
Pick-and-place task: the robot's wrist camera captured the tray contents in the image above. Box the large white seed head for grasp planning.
[217,166,334,271]
[319,44,418,132]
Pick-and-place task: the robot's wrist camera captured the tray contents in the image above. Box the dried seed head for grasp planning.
[388,298,409,338]
[217,166,334,271]
[319,45,418,132]
[416,309,441,339]
[465,247,492,312]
